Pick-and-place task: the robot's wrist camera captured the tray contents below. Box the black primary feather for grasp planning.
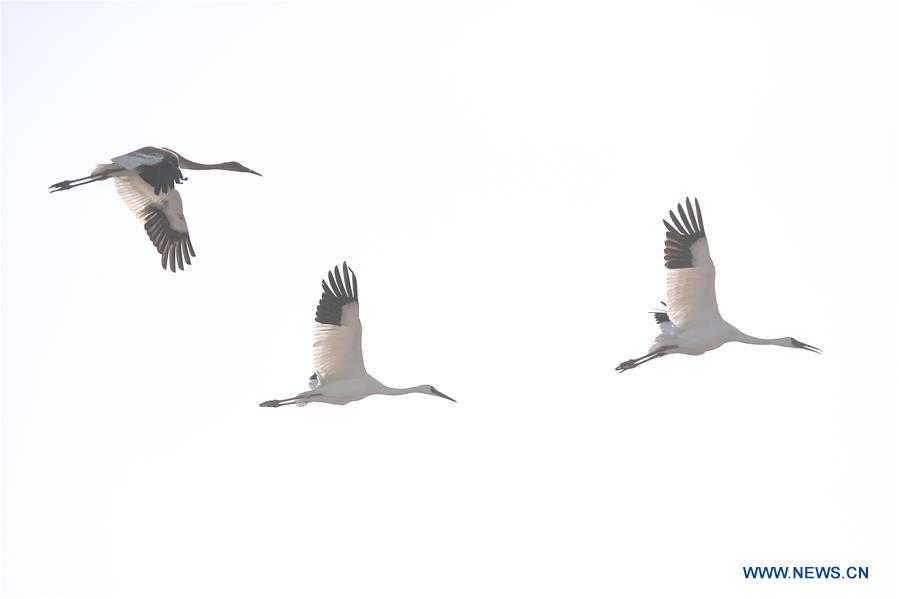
[650,301,670,325]
[314,262,359,325]
[129,147,185,195]
[663,197,706,270]
[140,205,195,272]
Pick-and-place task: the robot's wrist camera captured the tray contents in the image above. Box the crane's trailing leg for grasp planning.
[615,345,676,372]
[260,393,313,408]
[49,173,113,193]
[259,398,298,408]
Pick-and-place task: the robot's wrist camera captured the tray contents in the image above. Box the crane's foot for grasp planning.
[259,399,283,408]
[616,346,676,372]
[615,359,636,373]
[49,174,108,193]
[49,180,74,192]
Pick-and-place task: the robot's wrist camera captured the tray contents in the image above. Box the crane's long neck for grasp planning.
[733,331,790,347]
[177,157,235,171]
[377,384,430,396]
[165,149,234,172]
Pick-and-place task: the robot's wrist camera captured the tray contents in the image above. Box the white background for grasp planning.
[2,1,896,597]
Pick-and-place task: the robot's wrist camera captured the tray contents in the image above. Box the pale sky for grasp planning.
[2,2,897,597]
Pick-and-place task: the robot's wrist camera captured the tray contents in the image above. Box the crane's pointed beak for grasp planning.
[246,168,262,176]
[431,388,456,402]
[793,339,822,353]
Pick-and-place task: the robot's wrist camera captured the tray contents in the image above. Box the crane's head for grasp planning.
[426,385,457,402]
[222,161,262,176]
[788,337,822,353]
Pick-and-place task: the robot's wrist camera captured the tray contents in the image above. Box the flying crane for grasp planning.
[261,263,456,407]
[49,146,261,272]
[616,198,820,371]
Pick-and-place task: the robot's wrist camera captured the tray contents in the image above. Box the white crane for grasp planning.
[49,146,261,272]
[260,263,457,408]
[616,198,820,372]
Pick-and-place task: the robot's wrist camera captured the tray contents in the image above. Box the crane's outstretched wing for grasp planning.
[111,147,185,195]
[113,174,196,272]
[663,198,721,328]
[312,263,366,382]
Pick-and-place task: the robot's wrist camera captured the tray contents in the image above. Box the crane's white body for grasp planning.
[651,320,739,356]
[302,377,377,406]
[617,198,819,371]
[262,263,455,408]
[293,375,433,407]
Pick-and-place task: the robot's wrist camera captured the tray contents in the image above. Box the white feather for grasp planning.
[312,303,366,383]
[665,237,721,329]
[113,174,189,234]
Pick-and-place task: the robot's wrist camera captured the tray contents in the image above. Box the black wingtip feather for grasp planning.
[315,263,359,325]
[679,204,696,235]
[142,205,194,273]
[334,265,348,297]
[662,197,706,270]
